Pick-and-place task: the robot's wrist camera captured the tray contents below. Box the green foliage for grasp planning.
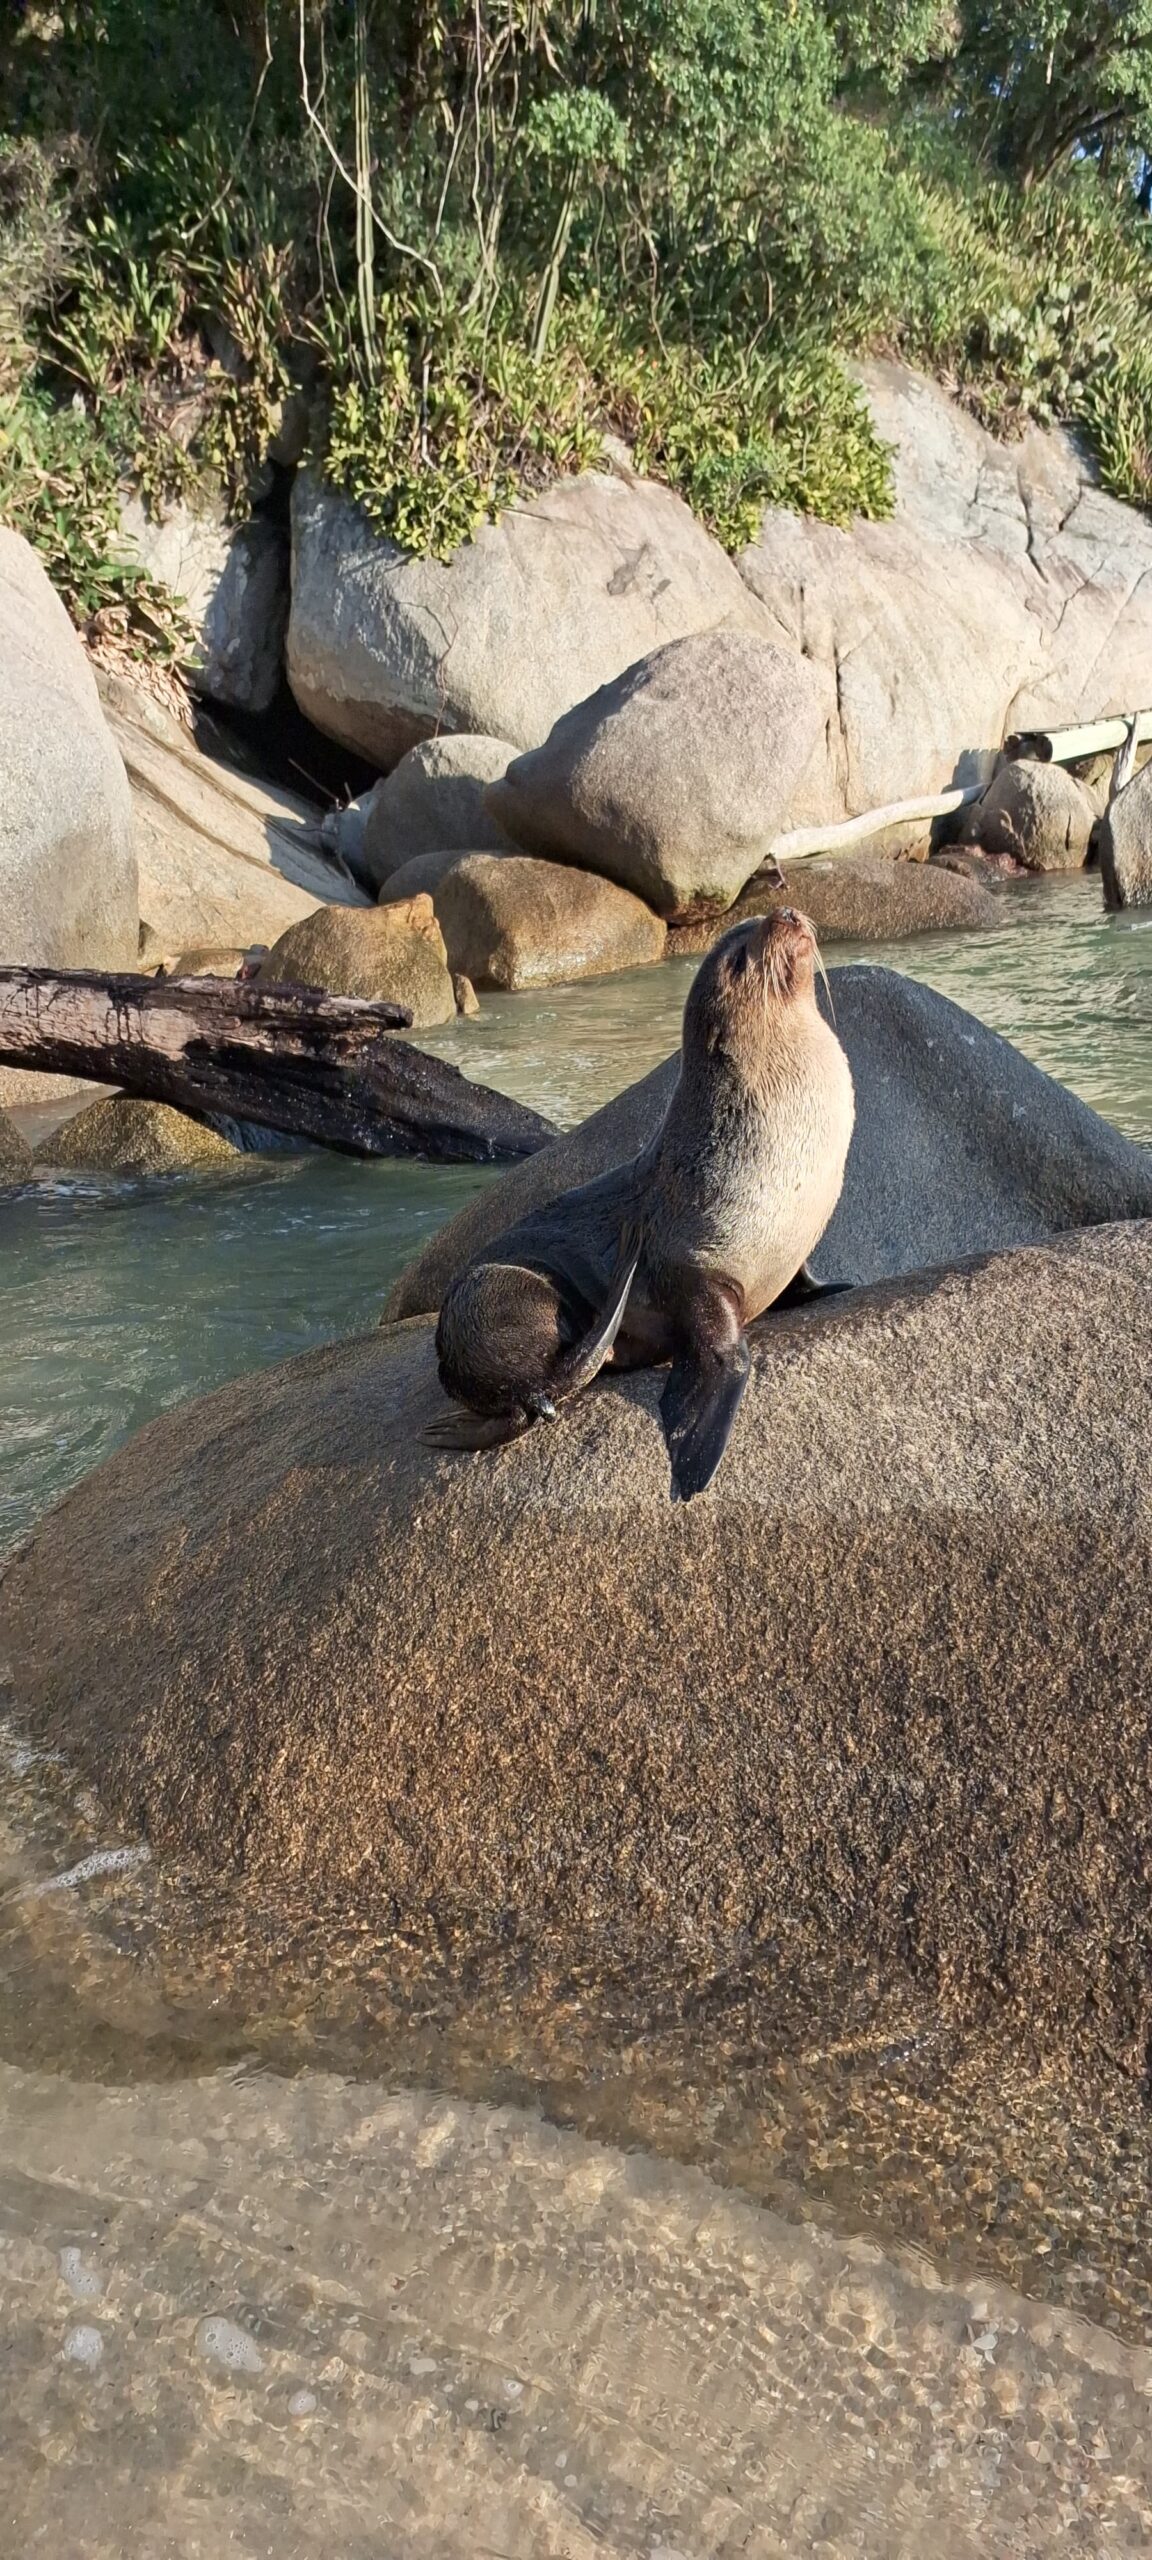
[4,0,1152,633]
[0,379,190,653]
[322,299,891,562]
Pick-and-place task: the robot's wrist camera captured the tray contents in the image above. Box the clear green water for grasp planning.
[4,872,1152,2382]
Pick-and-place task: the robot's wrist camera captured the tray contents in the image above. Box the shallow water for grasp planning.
[3,873,1152,2548]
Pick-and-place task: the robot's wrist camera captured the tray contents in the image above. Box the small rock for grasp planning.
[62,2325,105,2366]
[960,759,1094,873]
[361,734,517,888]
[432,853,666,990]
[378,847,495,907]
[288,2388,317,2418]
[168,945,247,979]
[35,1098,240,1176]
[0,1105,33,1188]
[59,2248,102,2300]
[453,972,480,1017]
[256,899,456,1026]
[195,2315,265,2374]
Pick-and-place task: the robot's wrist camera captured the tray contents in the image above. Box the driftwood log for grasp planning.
[0,968,557,1163]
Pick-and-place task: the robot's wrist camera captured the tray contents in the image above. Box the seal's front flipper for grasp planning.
[554,1228,640,1398]
[422,1403,536,1452]
[771,1260,850,1309]
[660,1278,750,1502]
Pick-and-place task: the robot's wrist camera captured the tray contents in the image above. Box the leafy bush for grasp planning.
[3,0,1152,635]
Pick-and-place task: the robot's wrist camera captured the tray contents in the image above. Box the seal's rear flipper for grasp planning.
[660,1276,750,1501]
[422,1403,535,1451]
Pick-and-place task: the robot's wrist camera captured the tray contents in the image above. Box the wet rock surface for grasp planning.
[34,1096,241,1176]
[0,1107,33,1186]
[667,852,1003,951]
[3,2061,1148,2559]
[1099,756,1152,909]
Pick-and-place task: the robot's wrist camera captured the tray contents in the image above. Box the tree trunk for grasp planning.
[0,969,557,1164]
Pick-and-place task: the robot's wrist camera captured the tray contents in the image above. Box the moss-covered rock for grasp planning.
[35,1097,239,1175]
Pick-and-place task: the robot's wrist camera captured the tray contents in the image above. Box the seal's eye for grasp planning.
[728,946,749,979]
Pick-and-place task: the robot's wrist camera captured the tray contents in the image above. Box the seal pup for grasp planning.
[426,908,855,1498]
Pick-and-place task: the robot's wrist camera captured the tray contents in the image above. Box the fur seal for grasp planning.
[426,908,855,1498]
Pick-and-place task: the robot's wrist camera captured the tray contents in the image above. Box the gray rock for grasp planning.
[116,494,288,716]
[666,850,1002,952]
[488,631,827,918]
[361,733,517,887]
[377,847,479,906]
[198,519,289,715]
[430,852,667,989]
[0,1106,33,1187]
[287,466,775,766]
[256,896,457,1026]
[1099,758,1152,908]
[739,358,1152,825]
[384,966,1152,1321]
[960,759,1094,872]
[101,671,369,954]
[0,531,136,970]
[7,1216,1152,2077]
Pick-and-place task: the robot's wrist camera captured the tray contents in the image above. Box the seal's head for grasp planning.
[684,908,823,1062]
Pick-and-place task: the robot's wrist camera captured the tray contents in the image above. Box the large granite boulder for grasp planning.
[99,670,370,955]
[666,851,1002,952]
[4,1220,1152,2066]
[1099,758,1152,908]
[958,758,1095,872]
[384,967,1152,1320]
[0,532,136,971]
[431,852,667,989]
[739,358,1152,824]
[361,733,517,887]
[487,631,827,918]
[116,493,288,714]
[256,896,457,1025]
[287,465,775,766]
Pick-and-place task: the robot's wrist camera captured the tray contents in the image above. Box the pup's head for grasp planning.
[683,908,824,1059]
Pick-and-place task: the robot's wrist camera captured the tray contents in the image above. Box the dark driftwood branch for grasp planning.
[0,968,557,1164]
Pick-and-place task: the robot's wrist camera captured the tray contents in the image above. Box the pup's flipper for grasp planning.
[553,1227,640,1398]
[660,1276,750,1502]
[421,1403,536,1452]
